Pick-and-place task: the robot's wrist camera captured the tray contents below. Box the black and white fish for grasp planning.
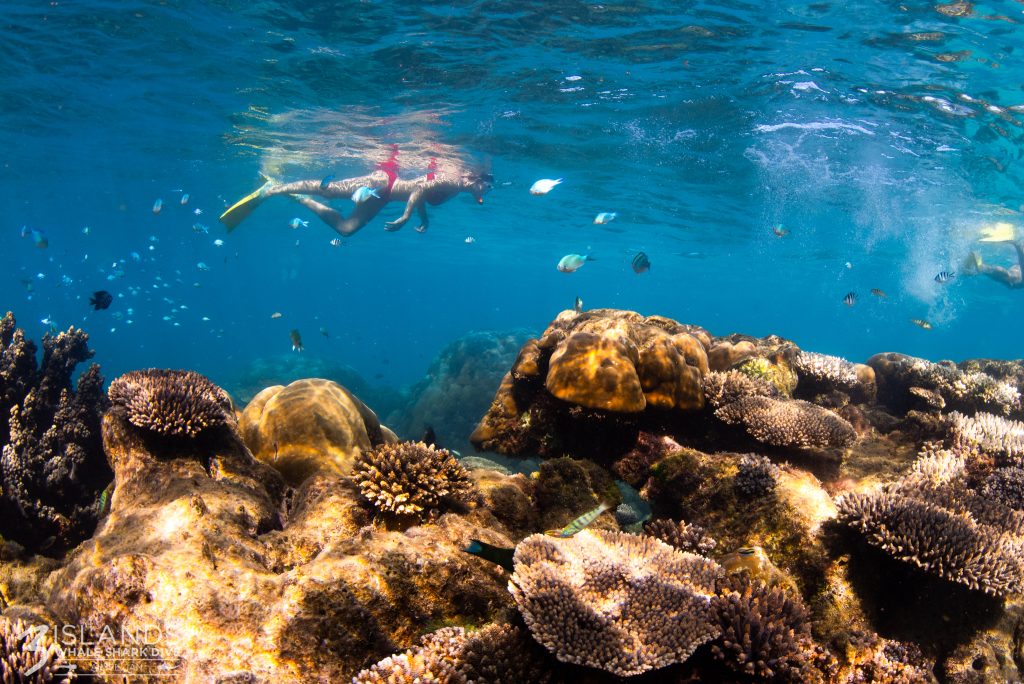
[934,271,955,283]
[843,292,857,307]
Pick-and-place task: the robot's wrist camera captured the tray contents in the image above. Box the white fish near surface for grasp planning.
[465,236,476,244]
[289,218,309,229]
[196,262,210,271]
[213,239,224,247]
[329,238,343,247]
[593,212,617,224]
[530,178,563,195]
[557,253,594,273]
[351,186,381,203]
[180,193,190,205]
[194,208,203,215]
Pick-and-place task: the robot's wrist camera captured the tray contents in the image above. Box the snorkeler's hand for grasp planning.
[383,217,407,231]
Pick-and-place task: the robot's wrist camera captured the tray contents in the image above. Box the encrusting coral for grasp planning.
[715,396,857,449]
[0,312,110,554]
[108,368,233,438]
[712,572,824,682]
[352,623,552,684]
[509,528,722,676]
[0,616,74,682]
[351,441,473,519]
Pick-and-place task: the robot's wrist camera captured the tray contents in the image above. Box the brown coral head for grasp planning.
[108,369,233,438]
[545,331,645,412]
[510,528,722,676]
[352,441,473,519]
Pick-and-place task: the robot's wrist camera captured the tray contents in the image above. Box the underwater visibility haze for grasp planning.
[7,1,1024,682]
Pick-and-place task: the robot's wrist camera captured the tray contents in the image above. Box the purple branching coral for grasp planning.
[715,396,856,449]
[509,528,722,676]
[108,369,233,438]
[352,441,473,519]
[0,312,110,553]
[352,623,551,684]
[712,573,824,682]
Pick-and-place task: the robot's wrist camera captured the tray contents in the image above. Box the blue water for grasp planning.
[3,1,1023,397]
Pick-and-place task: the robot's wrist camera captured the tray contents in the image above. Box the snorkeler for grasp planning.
[964,240,1024,289]
[220,152,492,236]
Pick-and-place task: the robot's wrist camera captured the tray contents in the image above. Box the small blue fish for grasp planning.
[152,198,163,214]
[320,175,335,189]
[351,186,381,203]
[20,225,30,239]
[197,262,210,271]
[557,253,594,273]
[180,193,190,205]
[289,218,309,229]
[192,222,209,234]
[593,212,617,225]
[545,502,611,538]
[30,228,48,249]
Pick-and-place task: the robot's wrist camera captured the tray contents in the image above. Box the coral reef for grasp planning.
[387,330,533,455]
[38,381,511,681]
[108,369,232,437]
[0,312,110,554]
[238,378,396,485]
[353,623,552,684]
[869,352,1022,418]
[715,396,857,449]
[702,369,779,409]
[793,350,876,404]
[734,453,780,498]
[712,573,823,682]
[0,615,74,682]
[509,528,721,676]
[352,441,473,520]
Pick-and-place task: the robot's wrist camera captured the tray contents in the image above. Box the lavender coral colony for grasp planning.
[9,305,1024,681]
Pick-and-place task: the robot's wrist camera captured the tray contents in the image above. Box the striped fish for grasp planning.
[545,502,611,538]
[843,291,857,307]
[934,271,955,283]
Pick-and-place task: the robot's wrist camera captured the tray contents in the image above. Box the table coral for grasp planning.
[509,528,722,676]
[715,396,856,449]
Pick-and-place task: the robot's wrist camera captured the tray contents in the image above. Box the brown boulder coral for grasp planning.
[471,309,710,459]
[238,378,396,485]
[351,441,473,520]
[509,528,722,676]
[108,368,232,438]
[715,396,857,449]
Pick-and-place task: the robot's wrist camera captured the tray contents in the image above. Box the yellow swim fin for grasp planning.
[219,176,274,231]
[978,221,1017,243]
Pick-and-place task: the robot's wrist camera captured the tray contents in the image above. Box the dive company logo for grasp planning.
[14,622,183,679]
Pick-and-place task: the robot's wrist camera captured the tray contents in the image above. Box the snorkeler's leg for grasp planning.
[219,177,278,230]
[414,201,429,233]
[292,194,387,237]
[976,262,1018,288]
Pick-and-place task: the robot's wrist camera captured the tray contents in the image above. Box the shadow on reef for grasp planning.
[10,307,1024,682]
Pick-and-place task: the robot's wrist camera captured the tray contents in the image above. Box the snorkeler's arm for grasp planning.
[384,187,424,231]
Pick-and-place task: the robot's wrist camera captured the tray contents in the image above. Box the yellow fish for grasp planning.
[720,546,798,593]
[545,502,611,538]
[910,318,933,330]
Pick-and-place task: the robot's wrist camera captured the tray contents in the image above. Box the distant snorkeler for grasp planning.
[219,147,493,237]
[964,234,1024,289]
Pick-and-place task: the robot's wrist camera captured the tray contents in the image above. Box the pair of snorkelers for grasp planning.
[220,148,492,237]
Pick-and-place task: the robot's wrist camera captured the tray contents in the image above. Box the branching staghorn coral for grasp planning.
[509,528,722,676]
[793,350,859,394]
[734,453,780,498]
[108,369,234,438]
[644,518,718,555]
[712,573,822,682]
[947,411,1024,465]
[0,616,75,682]
[715,396,856,449]
[351,441,472,519]
[0,312,110,553]
[703,370,778,410]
